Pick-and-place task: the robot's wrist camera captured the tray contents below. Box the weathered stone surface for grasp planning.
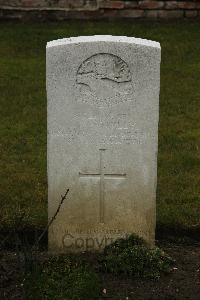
[21,0,47,7]
[48,0,85,9]
[0,0,199,19]
[117,8,145,18]
[84,0,98,10]
[124,1,138,9]
[47,35,161,252]
[165,1,178,10]
[177,1,197,10]
[185,10,198,18]
[139,1,164,9]
[99,0,124,9]
[158,9,184,18]
[0,0,21,6]
[165,1,200,10]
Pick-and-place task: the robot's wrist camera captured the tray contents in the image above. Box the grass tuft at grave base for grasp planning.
[23,234,173,299]
[100,234,174,279]
[24,255,101,300]
[0,20,199,236]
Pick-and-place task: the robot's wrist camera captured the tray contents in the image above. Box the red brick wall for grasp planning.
[0,0,200,20]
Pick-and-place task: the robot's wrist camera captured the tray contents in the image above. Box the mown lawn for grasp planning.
[0,20,199,232]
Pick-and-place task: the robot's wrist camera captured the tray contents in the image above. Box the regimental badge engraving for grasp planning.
[76,53,134,106]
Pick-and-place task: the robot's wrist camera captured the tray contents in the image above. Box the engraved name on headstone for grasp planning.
[47,36,161,252]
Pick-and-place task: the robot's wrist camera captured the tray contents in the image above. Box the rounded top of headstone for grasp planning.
[47,35,160,49]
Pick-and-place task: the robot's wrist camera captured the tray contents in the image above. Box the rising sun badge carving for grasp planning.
[76,53,134,106]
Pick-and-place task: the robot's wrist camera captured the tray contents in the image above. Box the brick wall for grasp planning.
[0,0,200,20]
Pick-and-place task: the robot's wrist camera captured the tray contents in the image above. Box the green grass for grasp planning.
[23,235,172,299]
[0,20,199,231]
[101,234,173,279]
[24,255,100,299]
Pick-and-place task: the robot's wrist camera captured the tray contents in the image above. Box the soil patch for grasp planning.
[0,242,200,299]
[100,242,200,299]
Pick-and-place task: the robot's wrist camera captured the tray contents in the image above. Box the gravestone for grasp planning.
[47,36,161,252]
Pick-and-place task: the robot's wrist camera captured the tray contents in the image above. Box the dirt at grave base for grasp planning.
[0,243,200,300]
[100,243,200,300]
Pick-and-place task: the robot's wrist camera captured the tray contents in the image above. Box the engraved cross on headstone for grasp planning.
[79,149,126,223]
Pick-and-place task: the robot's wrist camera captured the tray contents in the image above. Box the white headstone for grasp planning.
[47,36,161,252]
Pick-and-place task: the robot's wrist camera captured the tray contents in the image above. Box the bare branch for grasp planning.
[35,188,69,247]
